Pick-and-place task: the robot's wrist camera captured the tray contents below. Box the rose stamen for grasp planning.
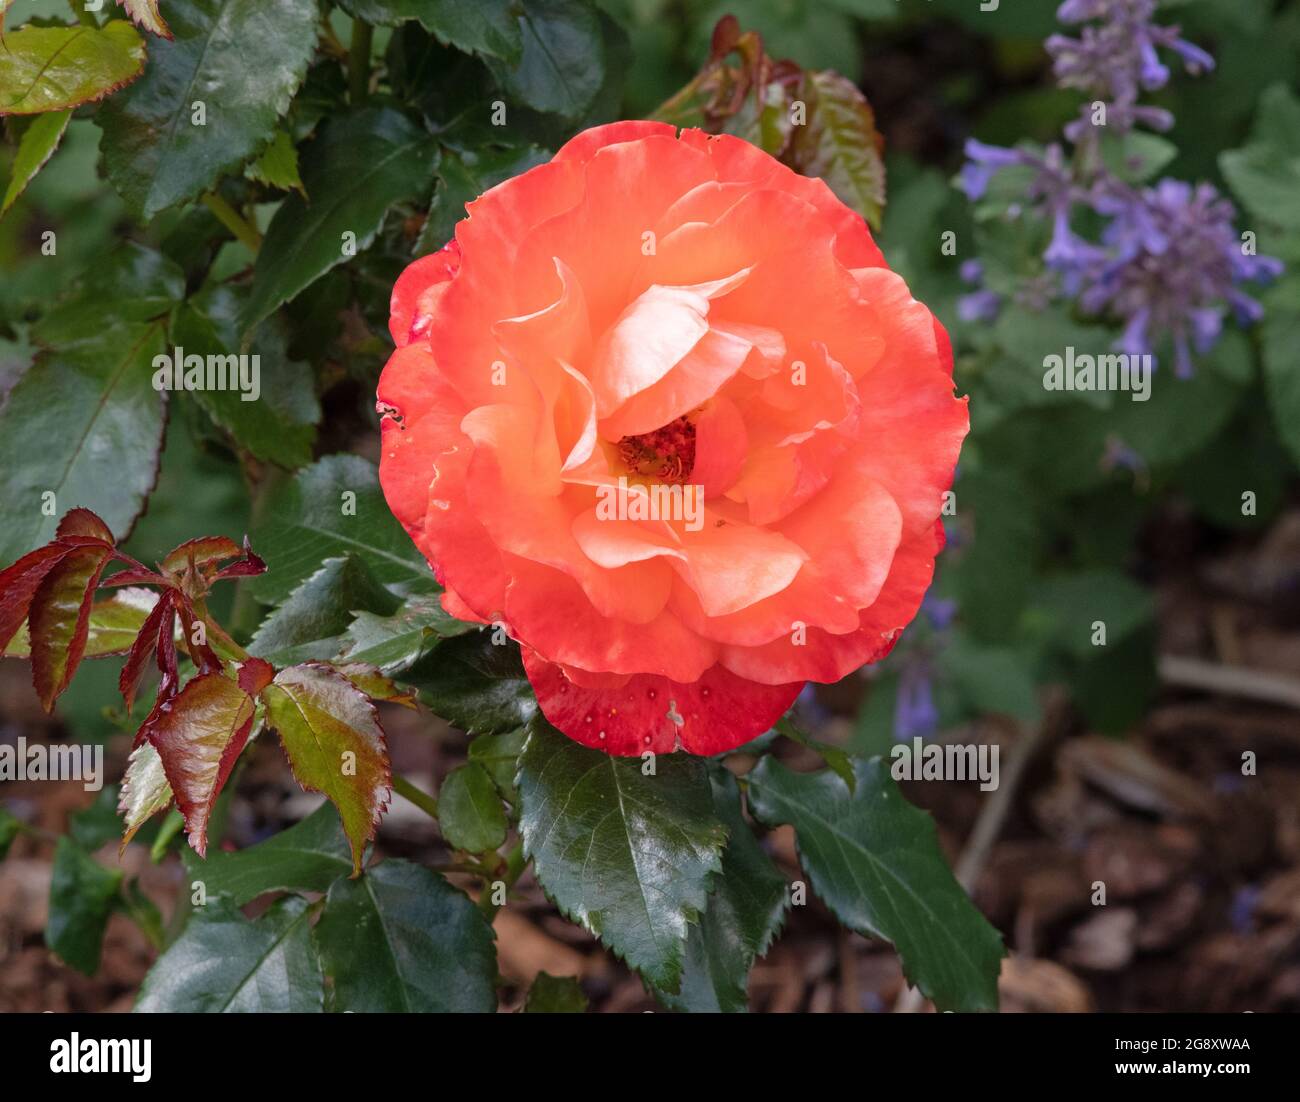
[616,416,696,483]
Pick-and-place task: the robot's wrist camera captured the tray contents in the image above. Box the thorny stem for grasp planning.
[478,841,527,921]
[348,18,373,105]
[201,193,262,254]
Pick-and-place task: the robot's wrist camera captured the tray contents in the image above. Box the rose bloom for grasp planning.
[378,121,967,756]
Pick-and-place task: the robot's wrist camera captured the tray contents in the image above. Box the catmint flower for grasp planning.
[959,0,1281,375]
[894,658,939,742]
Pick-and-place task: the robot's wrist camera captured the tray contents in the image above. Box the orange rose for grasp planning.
[378,121,967,755]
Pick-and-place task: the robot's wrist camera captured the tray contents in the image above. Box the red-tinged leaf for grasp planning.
[135,596,181,748]
[0,22,147,116]
[117,0,172,40]
[118,739,173,850]
[213,536,267,581]
[161,536,243,575]
[333,663,419,709]
[263,663,391,875]
[147,672,257,857]
[101,566,167,587]
[0,544,70,653]
[119,590,172,713]
[238,657,275,696]
[29,545,114,711]
[173,595,222,674]
[5,587,159,661]
[55,508,115,544]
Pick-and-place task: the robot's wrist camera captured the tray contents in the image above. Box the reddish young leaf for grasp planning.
[212,536,267,581]
[5,587,159,661]
[0,543,70,653]
[101,565,167,587]
[119,590,172,713]
[333,662,418,709]
[262,663,392,875]
[146,672,257,857]
[55,508,115,543]
[135,596,181,748]
[160,536,244,575]
[29,543,114,711]
[237,657,275,696]
[173,595,223,674]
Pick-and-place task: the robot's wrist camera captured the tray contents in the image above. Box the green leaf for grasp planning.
[332,662,419,708]
[657,769,788,1013]
[1261,276,1300,469]
[468,727,528,801]
[96,0,319,219]
[170,282,321,469]
[244,107,440,328]
[775,717,856,792]
[786,69,887,230]
[1098,130,1178,184]
[134,895,323,1011]
[250,554,401,665]
[0,320,167,565]
[334,0,523,61]
[46,838,123,975]
[486,0,607,119]
[438,762,507,853]
[314,859,498,1012]
[1220,83,1300,251]
[417,142,550,253]
[69,786,125,851]
[2,109,71,218]
[747,756,1005,1012]
[32,241,186,336]
[119,739,174,848]
[0,21,146,116]
[182,802,353,905]
[338,592,475,674]
[1033,569,1154,659]
[250,454,435,604]
[406,632,537,734]
[523,972,587,1012]
[0,806,21,861]
[245,128,304,195]
[263,663,391,875]
[116,878,164,948]
[935,634,1041,724]
[516,716,727,992]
